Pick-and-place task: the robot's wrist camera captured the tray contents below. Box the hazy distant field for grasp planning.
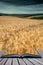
[0,16,43,55]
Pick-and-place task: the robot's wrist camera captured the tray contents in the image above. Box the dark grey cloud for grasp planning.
[0,0,43,14]
[0,0,43,5]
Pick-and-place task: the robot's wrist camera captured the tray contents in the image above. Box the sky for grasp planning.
[0,0,43,14]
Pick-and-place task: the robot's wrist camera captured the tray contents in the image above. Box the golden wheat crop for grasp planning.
[0,16,43,55]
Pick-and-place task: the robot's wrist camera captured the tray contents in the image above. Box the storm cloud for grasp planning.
[0,0,43,5]
[0,0,43,14]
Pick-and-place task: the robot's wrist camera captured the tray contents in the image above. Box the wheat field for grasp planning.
[0,16,43,55]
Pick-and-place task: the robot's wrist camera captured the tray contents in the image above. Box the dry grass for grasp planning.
[0,16,43,55]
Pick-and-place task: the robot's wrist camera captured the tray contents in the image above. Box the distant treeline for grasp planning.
[31,16,43,20]
[0,13,43,19]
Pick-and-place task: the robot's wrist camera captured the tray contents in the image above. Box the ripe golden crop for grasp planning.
[0,16,43,55]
